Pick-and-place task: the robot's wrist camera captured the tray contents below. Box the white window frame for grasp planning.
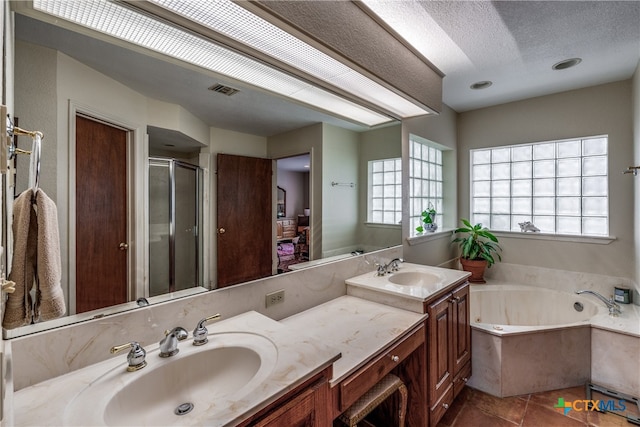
[367,158,402,225]
[470,135,609,237]
[409,137,443,236]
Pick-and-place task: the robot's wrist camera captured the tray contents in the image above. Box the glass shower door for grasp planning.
[148,158,200,297]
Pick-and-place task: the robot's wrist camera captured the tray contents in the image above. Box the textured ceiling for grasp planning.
[363,0,640,112]
[15,0,640,140]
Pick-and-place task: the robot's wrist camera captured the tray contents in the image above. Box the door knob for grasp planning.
[218,228,226,234]
[119,243,129,251]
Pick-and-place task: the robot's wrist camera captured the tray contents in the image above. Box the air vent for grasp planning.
[208,84,240,96]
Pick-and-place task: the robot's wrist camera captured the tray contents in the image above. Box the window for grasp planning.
[470,136,608,236]
[409,138,443,235]
[368,158,401,224]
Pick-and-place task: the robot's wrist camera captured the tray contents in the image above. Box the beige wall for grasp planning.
[633,63,640,283]
[322,124,359,257]
[402,105,460,267]
[357,124,402,251]
[458,81,635,279]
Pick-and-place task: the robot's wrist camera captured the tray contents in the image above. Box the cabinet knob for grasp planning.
[119,243,128,251]
[463,377,469,383]
[450,296,461,303]
[443,403,449,409]
[390,355,400,362]
[217,228,226,234]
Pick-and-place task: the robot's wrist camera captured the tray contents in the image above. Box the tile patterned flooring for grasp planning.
[437,386,639,427]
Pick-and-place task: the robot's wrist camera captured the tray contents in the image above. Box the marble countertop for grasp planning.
[345,263,470,302]
[281,295,427,386]
[12,311,341,427]
[346,263,470,313]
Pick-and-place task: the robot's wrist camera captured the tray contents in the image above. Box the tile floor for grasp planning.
[438,386,639,427]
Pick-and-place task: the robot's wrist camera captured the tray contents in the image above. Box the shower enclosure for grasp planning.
[148,158,202,297]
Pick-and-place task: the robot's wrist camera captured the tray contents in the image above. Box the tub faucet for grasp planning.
[159,326,188,357]
[576,290,621,316]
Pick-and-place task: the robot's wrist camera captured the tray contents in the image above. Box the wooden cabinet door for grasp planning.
[427,293,454,409]
[452,284,471,374]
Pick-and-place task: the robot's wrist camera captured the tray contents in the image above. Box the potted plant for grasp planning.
[416,204,437,233]
[452,219,502,283]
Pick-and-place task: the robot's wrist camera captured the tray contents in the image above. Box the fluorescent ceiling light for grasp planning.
[148,0,430,119]
[32,0,392,126]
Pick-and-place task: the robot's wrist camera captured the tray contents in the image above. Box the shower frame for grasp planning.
[149,157,202,294]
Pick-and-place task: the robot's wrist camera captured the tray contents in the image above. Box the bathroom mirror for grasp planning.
[5,9,401,337]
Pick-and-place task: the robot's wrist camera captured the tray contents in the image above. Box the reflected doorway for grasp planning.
[148,158,202,296]
[275,153,311,273]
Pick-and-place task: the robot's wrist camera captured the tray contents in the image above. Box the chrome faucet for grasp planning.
[375,262,388,276]
[576,290,622,316]
[110,341,147,372]
[159,326,188,357]
[388,258,404,272]
[193,314,222,346]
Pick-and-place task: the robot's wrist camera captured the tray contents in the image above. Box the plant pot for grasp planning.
[460,258,488,283]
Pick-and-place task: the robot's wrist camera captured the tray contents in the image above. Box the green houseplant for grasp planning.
[415,204,437,233]
[452,219,502,283]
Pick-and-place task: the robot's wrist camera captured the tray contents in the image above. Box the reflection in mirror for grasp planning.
[6,10,401,337]
[276,186,286,218]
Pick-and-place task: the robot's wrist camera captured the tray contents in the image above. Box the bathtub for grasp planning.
[468,283,601,397]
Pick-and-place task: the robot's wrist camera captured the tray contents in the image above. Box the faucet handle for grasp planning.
[110,341,147,372]
[389,258,404,272]
[374,262,387,276]
[193,314,222,346]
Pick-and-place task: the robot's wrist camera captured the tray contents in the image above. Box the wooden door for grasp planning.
[217,154,272,287]
[75,115,128,313]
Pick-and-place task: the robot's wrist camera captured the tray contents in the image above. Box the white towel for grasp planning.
[2,189,65,329]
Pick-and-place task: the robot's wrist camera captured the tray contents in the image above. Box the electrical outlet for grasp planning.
[265,289,285,308]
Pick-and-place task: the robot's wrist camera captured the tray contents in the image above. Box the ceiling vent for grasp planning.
[208,84,240,96]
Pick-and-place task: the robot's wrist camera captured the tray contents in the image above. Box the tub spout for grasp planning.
[576,290,621,316]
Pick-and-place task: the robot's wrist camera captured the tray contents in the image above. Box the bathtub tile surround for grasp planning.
[469,264,640,400]
[591,328,640,397]
[8,246,402,391]
[485,262,640,307]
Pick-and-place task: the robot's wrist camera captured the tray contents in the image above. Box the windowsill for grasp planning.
[406,228,454,246]
[491,230,616,245]
[364,222,401,229]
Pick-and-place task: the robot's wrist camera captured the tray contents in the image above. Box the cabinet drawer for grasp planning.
[430,384,453,427]
[339,324,424,411]
[454,360,471,398]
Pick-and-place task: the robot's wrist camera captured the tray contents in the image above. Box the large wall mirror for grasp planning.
[5,5,401,337]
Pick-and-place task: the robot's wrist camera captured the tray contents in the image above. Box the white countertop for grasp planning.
[12,311,340,427]
[12,296,427,426]
[345,263,470,302]
[281,295,427,386]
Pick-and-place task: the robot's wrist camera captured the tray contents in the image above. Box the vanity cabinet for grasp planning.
[427,283,470,426]
[239,368,331,427]
[332,323,427,426]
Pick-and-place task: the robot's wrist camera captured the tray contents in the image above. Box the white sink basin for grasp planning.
[388,271,442,291]
[64,332,278,426]
[345,262,471,301]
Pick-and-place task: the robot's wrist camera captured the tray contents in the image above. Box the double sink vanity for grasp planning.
[12,263,470,426]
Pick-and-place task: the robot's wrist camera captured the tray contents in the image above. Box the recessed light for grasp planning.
[552,58,582,70]
[470,81,492,90]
